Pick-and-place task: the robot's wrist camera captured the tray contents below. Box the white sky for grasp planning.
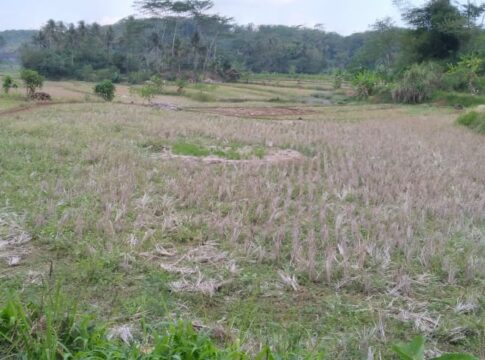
[0,0,434,35]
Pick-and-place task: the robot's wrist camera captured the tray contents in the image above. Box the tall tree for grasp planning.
[399,0,470,61]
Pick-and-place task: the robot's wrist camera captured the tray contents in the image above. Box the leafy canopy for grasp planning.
[20,69,44,97]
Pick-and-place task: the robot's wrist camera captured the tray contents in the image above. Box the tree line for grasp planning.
[18,0,485,82]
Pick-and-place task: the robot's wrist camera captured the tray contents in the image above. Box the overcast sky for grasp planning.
[0,0,429,35]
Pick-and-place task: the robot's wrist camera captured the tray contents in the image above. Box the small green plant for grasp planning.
[2,75,16,94]
[94,80,116,102]
[393,336,477,360]
[20,69,44,97]
[333,70,344,90]
[138,83,158,103]
[456,110,485,134]
[352,71,380,98]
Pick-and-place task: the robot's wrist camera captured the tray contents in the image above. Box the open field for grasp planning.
[0,78,484,358]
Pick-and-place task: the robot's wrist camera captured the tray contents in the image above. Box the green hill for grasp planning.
[0,30,37,63]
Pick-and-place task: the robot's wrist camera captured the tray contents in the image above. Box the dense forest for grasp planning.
[3,0,485,82]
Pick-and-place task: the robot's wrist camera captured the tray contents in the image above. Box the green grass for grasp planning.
[172,141,211,157]
[171,140,267,160]
[456,110,485,134]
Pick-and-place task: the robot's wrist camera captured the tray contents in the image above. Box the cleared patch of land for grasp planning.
[0,78,484,358]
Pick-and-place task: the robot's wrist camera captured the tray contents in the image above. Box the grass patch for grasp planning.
[171,140,269,160]
[456,110,485,134]
[172,141,211,157]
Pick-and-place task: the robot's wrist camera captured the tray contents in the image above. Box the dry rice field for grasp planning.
[0,79,484,358]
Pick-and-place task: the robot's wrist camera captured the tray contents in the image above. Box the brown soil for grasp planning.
[195,106,314,118]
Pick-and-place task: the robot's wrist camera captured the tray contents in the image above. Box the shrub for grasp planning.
[176,78,188,94]
[456,110,485,134]
[20,69,44,97]
[94,80,116,102]
[352,71,380,98]
[448,55,483,94]
[432,91,485,108]
[2,75,15,94]
[333,70,343,90]
[138,83,158,103]
[136,75,165,103]
[476,76,485,94]
[392,63,443,104]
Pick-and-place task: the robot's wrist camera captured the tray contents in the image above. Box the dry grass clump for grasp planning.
[0,211,32,267]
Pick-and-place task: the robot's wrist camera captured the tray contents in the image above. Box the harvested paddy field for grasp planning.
[0,79,484,358]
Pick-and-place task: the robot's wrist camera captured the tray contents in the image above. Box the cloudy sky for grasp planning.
[0,0,429,35]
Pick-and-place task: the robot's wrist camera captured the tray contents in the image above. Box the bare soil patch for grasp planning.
[196,106,314,118]
[153,148,304,165]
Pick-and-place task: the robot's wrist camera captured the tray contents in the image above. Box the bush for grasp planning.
[94,80,116,102]
[432,91,485,108]
[20,69,44,97]
[447,55,483,94]
[352,71,380,98]
[456,110,485,134]
[392,63,443,104]
[176,78,188,94]
[2,75,15,94]
[136,75,165,103]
